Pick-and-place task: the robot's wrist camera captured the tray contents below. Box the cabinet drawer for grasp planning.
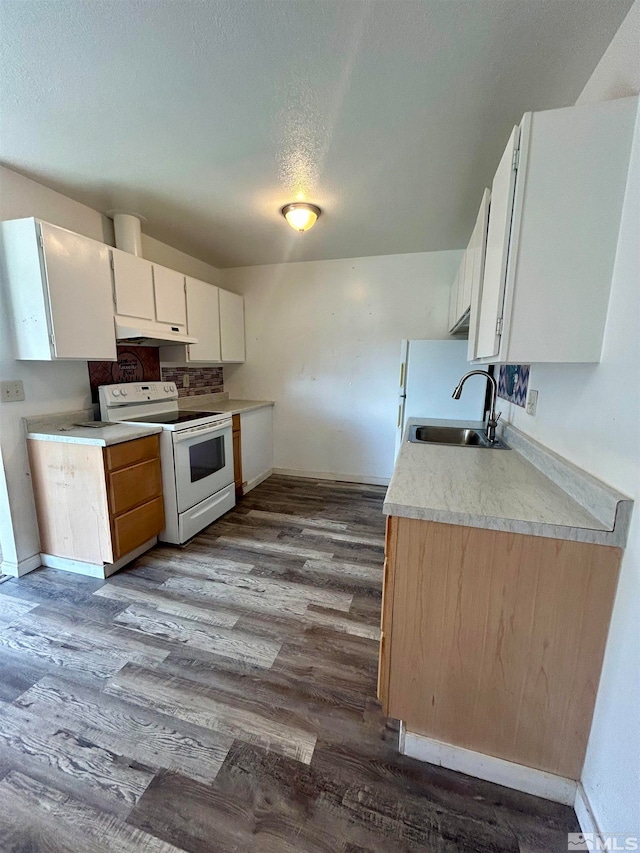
[104,435,160,472]
[107,458,162,516]
[111,496,164,561]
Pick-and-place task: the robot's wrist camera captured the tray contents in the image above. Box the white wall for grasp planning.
[221,251,461,483]
[0,165,220,574]
[501,2,640,835]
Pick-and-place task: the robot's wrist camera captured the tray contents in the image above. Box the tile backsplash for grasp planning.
[161,366,224,398]
[497,364,530,408]
[88,346,224,401]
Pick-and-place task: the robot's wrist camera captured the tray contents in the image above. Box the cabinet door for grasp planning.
[240,407,273,493]
[448,266,460,332]
[153,265,187,326]
[474,126,519,359]
[40,222,117,360]
[455,251,469,321]
[111,248,155,320]
[185,277,221,362]
[219,289,245,362]
[466,189,491,360]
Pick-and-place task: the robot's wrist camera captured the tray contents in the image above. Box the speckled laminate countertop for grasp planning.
[25,410,162,447]
[178,393,273,416]
[384,418,632,546]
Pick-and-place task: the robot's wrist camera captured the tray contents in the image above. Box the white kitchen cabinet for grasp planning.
[111,248,155,321]
[219,290,246,362]
[184,277,221,362]
[0,218,117,360]
[447,255,468,334]
[152,264,187,327]
[240,406,273,494]
[466,189,491,361]
[469,96,637,364]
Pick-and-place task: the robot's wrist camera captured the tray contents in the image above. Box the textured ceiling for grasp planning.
[0,0,632,268]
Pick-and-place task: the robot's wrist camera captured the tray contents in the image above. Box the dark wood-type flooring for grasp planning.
[0,475,579,852]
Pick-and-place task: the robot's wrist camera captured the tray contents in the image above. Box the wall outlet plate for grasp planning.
[182,374,190,388]
[1,380,25,402]
[526,389,538,416]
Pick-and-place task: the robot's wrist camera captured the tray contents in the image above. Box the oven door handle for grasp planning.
[172,420,232,443]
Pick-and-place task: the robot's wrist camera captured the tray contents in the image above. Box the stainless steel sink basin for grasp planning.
[408,424,509,449]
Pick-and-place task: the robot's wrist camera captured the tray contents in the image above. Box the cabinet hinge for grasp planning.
[49,332,55,349]
[109,254,114,270]
[512,146,520,171]
[496,317,503,335]
[38,230,44,249]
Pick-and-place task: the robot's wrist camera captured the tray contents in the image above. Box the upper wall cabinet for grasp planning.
[111,250,189,337]
[111,249,155,321]
[0,218,117,360]
[469,96,637,364]
[159,280,245,365]
[448,189,490,337]
[219,289,245,362]
[152,264,187,327]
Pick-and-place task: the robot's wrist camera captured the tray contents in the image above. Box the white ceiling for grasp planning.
[0,0,632,268]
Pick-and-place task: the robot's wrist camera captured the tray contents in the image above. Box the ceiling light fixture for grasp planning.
[281,202,321,232]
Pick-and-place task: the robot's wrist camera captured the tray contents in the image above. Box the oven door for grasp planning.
[172,420,234,513]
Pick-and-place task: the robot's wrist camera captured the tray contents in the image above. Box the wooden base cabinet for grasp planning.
[28,434,164,576]
[378,516,621,781]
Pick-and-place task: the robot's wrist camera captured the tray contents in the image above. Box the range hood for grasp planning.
[110,211,199,347]
[115,316,198,346]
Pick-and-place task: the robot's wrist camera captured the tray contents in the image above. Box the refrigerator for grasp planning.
[395,339,487,456]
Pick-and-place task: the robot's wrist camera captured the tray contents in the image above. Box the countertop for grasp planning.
[25,410,162,447]
[384,418,632,546]
[178,393,274,416]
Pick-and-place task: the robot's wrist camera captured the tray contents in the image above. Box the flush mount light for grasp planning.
[281,202,321,232]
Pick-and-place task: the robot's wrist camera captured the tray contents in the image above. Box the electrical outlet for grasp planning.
[526,389,538,416]
[182,374,190,388]
[1,380,25,402]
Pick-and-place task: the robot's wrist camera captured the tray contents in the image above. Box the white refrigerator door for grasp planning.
[395,340,486,454]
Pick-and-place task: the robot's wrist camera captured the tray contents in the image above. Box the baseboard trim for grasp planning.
[401,729,577,806]
[40,538,157,579]
[0,553,41,578]
[273,467,390,487]
[242,469,273,495]
[574,783,602,841]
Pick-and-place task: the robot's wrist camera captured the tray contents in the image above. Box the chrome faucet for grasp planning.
[452,370,502,443]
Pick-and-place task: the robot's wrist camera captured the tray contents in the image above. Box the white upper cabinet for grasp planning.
[111,248,155,320]
[473,127,519,360]
[219,289,245,363]
[466,189,491,361]
[469,96,637,364]
[152,265,187,327]
[0,218,117,361]
[159,282,245,365]
[184,277,221,362]
[448,189,490,336]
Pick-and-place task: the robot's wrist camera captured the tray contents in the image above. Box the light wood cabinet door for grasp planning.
[385,516,621,780]
[185,277,221,362]
[40,222,117,360]
[219,289,245,362]
[111,248,155,321]
[153,265,187,326]
[111,496,164,560]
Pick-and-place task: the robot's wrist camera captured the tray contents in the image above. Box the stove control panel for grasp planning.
[99,382,178,407]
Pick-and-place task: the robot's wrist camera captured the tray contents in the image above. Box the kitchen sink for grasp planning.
[408,424,509,449]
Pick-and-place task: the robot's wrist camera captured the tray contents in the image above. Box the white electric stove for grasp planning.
[99,382,235,543]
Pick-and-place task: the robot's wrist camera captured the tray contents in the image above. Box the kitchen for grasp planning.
[0,4,638,850]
